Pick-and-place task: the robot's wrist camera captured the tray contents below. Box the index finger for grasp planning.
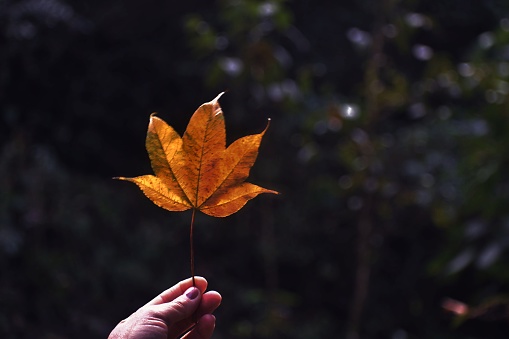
[145,276,208,306]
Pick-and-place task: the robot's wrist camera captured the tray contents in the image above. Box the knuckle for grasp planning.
[170,298,188,315]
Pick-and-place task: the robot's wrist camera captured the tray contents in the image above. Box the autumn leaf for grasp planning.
[116,92,278,217]
[115,93,278,285]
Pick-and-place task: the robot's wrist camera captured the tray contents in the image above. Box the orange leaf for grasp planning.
[116,93,278,217]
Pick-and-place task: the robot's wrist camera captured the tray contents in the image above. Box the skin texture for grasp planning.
[108,277,222,339]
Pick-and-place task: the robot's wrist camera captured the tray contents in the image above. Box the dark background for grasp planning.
[2,0,509,338]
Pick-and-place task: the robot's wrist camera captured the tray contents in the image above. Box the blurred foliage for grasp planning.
[2,0,509,338]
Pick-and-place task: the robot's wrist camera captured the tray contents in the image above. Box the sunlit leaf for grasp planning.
[115,92,278,217]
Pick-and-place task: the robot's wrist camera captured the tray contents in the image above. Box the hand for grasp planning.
[108,276,222,339]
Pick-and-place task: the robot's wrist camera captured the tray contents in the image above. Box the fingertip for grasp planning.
[181,276,208,293]
[180,313,216,339]
[201,314,216,326]
[146,277,209,307]
[185,286,200,300]
[197,314,216,338]
[194,276,208,290]
[210,290,222,303]
[202,291,222,307]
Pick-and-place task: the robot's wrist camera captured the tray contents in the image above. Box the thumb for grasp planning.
[150,286,201,325]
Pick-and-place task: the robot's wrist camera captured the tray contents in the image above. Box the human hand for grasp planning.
[108,276,221,339]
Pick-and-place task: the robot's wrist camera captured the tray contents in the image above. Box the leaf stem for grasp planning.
[190,208,196,287]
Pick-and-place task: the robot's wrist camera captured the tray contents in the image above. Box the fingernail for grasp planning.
[185,287,199,300]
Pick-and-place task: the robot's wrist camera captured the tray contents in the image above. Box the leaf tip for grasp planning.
[211,92,225,104]
[262,118,271,134]
[268,188,280,195]
[208,92,225,117]
[149,113,161,125]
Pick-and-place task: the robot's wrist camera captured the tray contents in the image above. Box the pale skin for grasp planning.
[108,277,222,339]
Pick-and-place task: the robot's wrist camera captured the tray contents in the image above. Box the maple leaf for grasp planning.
[115,92,278,217]
[115,93,279,285]
[115,93,278,285]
